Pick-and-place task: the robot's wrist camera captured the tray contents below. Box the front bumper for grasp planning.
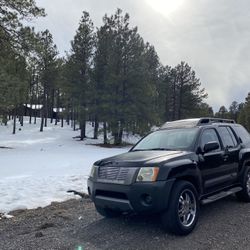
[87,178,175,214]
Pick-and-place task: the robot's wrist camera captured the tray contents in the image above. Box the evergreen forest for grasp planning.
[1,1,250,144]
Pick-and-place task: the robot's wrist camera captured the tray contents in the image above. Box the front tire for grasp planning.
[236,166,250,202]
[95,205,121,218]
[161,181,199,235]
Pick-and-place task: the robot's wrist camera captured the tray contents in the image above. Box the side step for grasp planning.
[201,187,242,205]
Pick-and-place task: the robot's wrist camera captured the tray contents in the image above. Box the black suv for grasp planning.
[87,118,250,235]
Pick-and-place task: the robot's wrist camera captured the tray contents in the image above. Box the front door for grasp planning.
[199,128,226,193]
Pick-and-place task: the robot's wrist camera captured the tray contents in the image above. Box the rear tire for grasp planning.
[236,166,250,202]
[95,205,121,218]
[161,180,199,235]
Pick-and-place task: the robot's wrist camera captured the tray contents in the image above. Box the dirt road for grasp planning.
[0,196,249,250]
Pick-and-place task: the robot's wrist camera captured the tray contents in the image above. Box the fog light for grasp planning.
[142,194,153,205]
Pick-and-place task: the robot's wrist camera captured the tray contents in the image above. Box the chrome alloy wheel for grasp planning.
[178,189,197,227]
[247,171,250,196]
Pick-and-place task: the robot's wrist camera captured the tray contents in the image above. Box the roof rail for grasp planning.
[198,117,235,125]
[160,117,235,129]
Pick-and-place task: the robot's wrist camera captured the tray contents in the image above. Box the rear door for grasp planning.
[216,126,240,183]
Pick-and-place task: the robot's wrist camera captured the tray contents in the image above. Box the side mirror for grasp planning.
[203,141,219,153]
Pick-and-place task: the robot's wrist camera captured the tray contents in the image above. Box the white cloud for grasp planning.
[33,0,250,111]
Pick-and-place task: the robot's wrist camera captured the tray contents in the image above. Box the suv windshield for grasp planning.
[132,128,199,151]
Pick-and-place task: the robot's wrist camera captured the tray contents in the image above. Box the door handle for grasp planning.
[223,155,229,161]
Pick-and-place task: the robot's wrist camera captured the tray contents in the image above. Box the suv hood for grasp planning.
[97,150,190,166]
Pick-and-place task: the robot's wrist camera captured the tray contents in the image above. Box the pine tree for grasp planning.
[0,0,45,126]
[215,106,229,119]
[70,11,95,140]
[0,0,45,51]
[238,93,250,131]
[92,23,111,142]
[228,101,239,121]
[96,9,160,143]
[0,44,28,132]
[175,62,207,119]
[158,61,208,122]
[35,30,58,132]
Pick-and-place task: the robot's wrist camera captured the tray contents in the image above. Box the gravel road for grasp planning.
[0,196,250,250]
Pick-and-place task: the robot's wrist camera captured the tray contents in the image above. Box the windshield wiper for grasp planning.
[148,148,173,151]
[131,149,150,152]
[132,148,173,151]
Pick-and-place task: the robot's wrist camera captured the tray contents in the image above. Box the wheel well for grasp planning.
[244,159,250,167]
[240,158,250,174]
[242,153,250,166]
[175,176,201,195]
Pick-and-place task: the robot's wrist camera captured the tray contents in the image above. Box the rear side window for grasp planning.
[227,127,238,146]
[217,126,236,148]
[233,125,250,144]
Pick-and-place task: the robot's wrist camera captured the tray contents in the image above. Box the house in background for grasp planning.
[24,104,43,117]
[24,104,65,119]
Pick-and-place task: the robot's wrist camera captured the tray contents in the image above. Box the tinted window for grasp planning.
[217,126,235,148]
[233,125,250,144]
[201,129,221,150]
[227,127,238,146]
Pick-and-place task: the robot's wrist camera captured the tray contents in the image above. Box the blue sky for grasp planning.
[33,0,250,112]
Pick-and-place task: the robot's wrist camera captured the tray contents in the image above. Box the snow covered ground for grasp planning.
[0,118,138,213]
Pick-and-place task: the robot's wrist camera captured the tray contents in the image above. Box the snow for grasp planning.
[0,117,137,214]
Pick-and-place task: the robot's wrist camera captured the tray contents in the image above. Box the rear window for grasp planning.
[233,125,250,144]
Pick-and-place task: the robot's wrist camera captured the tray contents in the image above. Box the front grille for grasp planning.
[98,166,129,181]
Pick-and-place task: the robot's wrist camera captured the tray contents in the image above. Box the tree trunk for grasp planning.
[50,89,55,123]
[71,115,73,128]
[80,119,86,140]
[114,133,119,145]
[71,107,74,128]
[44,95,48,127]
[118,126,123,145]
[19,105,24,127]
[20,115,23,126]
[94,116,99,139]
[73,107,77,131]
[73,118,76,131]
[61,115,64,128]
[45,115,47,127]
[178,81,183,120]
[12,108,17,134]
[40,107,44,132]
[172,80,177,121]
[55,112,58,125]
[29,110,32,124]
[34,109,37,124]
[66,104,70,125]
[3,114,8,126]
[40,90,46,132]
[103,122,108,144]
[115,120,124,145]
[112,121,121,145]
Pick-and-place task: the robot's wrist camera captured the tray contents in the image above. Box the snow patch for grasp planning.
[0,118,133,213]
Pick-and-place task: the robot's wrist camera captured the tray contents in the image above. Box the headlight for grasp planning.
[136,167,159,182]
[89,165,97,178]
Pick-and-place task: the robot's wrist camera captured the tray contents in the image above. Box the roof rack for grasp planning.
[160,117,235,129]
[198,117,235,125]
